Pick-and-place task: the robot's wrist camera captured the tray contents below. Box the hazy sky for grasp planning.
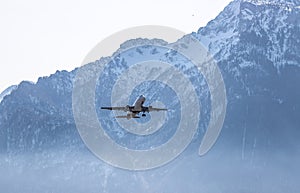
[0,0,232,92]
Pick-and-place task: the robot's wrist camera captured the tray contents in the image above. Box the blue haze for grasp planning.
[0,0,300,192]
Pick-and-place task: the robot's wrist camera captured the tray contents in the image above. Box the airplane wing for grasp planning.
[101,107,127,112]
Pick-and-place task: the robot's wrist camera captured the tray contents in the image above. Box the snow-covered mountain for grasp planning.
[196,0,300,69]
[0,0,299,192]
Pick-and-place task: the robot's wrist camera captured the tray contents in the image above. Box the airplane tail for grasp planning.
[115,115,140,120]
[115,115,130,119]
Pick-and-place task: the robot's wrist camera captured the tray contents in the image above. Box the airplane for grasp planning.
[101,95,167,119]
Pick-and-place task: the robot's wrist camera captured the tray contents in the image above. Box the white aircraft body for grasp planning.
[101,95,167,119]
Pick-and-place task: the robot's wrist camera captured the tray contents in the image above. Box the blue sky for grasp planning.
[0,0,232,92]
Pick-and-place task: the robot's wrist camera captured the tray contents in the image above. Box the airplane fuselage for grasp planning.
[101,95,167,119]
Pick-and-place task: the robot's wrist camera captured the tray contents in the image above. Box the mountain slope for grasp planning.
[0,85,17,104]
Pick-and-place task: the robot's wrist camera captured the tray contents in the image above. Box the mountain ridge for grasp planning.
[1,0,299,151]
[0,1,299,192]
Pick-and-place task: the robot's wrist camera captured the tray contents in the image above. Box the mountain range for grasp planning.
[0,0,299,192]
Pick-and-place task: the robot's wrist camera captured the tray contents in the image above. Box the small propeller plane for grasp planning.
[101,95,167,119]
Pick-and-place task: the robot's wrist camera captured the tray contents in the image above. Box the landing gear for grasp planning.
[142,113,146,117]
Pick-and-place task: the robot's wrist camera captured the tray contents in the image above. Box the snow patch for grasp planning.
[239,61,255,68]
[243,0,295,11]
[0,85,17,103]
